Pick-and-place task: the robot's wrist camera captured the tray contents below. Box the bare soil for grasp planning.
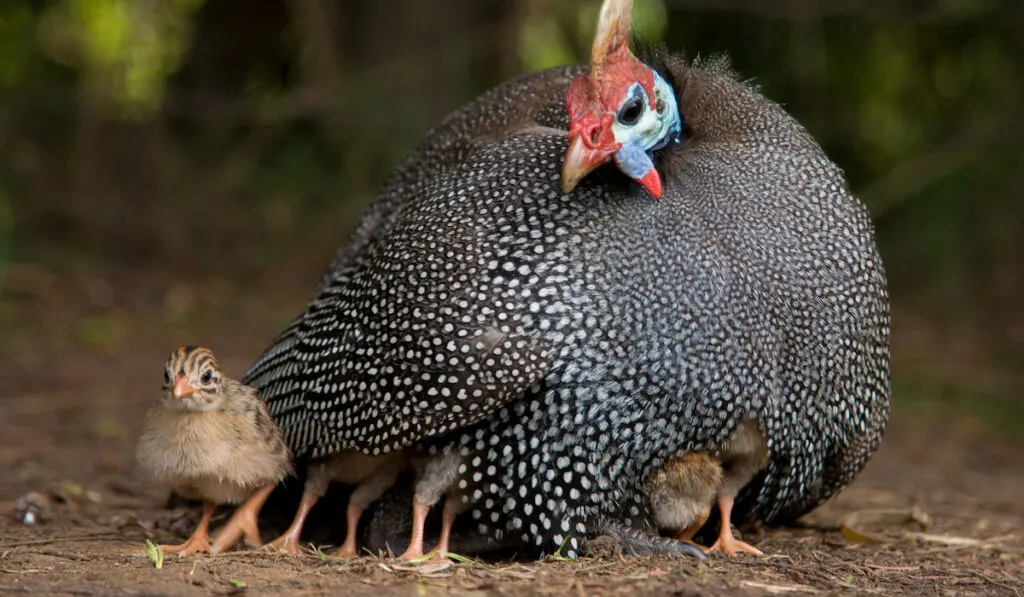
[1,263,1022,597]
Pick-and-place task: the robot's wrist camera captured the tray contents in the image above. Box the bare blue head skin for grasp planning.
[611,72,683,186]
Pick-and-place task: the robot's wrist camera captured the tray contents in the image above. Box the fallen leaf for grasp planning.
[144,539,164,569]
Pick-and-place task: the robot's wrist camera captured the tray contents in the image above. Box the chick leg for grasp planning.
[336,463,401,558]
[210,483,276,553]
[163,499,215,557]
[707,493,763,556]
[398,500,431,559]
[675,505,711,543]
[432,496,464,558]
[266,490,320,555]
[334,502,364,558]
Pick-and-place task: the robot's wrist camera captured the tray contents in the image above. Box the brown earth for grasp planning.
[1,263,1022,597]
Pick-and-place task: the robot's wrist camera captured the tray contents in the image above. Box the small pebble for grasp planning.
[13,490,53,524]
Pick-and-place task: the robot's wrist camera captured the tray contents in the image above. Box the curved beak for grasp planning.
[561,135,617,194]
[172,375,196,399]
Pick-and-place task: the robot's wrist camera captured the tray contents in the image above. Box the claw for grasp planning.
[162,533,212,558]
[398,500,430,559]
[210,484,275,554]
[708,534,763,556]
[162,499,216,558]
[264,535,305,555]
[265,489,320,556]
[708,493,763,557]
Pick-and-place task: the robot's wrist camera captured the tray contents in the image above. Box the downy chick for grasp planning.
[266,450,405,557]
[399,448,466,559]
[708,420,769,555]
[645,452,724,544]
[136,346,292,556]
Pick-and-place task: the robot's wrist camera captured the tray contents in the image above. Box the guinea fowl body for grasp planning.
[245,38,889,559]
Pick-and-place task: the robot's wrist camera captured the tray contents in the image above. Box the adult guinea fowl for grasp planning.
[244,0,890,559]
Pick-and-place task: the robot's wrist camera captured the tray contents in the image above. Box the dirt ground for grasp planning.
[1,263,1023,596]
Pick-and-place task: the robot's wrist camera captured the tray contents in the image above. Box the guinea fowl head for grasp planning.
[562,0,682,198]
[161,346,225,411]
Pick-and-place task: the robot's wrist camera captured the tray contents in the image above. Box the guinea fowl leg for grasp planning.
[163,499,216,557]
[210,484,276,553]
[398,500,431,559]
[266,490,320,555]
[707,493,763,556]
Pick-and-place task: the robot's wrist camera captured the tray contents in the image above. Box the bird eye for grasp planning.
[201,371,213,385]
[163,370,172,388]
[617,97,644,126]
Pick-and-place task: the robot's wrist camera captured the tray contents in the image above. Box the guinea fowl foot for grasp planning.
[210,484,275,554]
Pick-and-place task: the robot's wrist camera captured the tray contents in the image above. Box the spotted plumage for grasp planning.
[244,1,890,560]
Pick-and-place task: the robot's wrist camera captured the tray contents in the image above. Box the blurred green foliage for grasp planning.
[0,0,1020,408]
[35,0,202,118]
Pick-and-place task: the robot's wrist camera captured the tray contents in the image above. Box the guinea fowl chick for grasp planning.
[399,448,466,559]
[646,452,724,545]
[136,347,292,557]
[709,420,770,556]
[266,450,405,557]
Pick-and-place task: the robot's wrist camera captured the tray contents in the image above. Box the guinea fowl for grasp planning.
[136,347,292,556]
[244,0,890,559]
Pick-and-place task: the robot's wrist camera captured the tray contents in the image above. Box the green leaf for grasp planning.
[144,539,164,569]
[229,579,247,589]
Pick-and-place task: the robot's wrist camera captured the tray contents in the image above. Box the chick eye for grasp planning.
[201,371,213,385]
[617,96,645,126]
[163,370,172,388]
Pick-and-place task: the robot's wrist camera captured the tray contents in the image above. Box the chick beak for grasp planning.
[172,375,196,399]
[562,134,617,194]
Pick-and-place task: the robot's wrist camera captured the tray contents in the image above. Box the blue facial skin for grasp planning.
[614,140,656,181]
[611,71,683,185]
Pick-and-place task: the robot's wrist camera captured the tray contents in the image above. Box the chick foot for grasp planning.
[211,484,275,553]
[707,494,762,556]
[708,533,763,556]
[265,489,321,555]
[163,533,212,557]
[163,499,216,557]
[332,502,364,558]
[398,500,431,559]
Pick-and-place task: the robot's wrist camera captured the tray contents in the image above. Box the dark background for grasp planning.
[1,0,1021,433]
